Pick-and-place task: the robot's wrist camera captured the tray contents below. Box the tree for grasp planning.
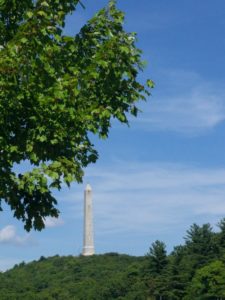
[164,246,189,300]
[184,223,217,268]
[216,218,225,253]
[147,240,168,275]
[146,240,168,300]
[185,260,225,300]
[0,0,152,230]
[162,223,220,299]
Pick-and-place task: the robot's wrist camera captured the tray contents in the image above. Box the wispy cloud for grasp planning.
[134,70,225,134]
[0,225,33,246]
[44,217,64,228]
[64,162,225,237]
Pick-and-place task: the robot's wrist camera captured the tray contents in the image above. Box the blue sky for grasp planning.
[1,0,225,271]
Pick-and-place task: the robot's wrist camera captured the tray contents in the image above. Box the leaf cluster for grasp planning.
[0,0,152,230]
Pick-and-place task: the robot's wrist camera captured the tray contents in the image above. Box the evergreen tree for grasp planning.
[184,223,217,268]
[217,218,225,254]
[146,240,168,300]
[147,240,168,275]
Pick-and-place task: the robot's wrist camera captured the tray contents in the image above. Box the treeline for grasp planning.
[0,254,147,300]
[145,219,225,299]
[0,219,225,299]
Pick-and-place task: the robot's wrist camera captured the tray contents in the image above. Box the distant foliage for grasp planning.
[0,254,147,300]
[1,219,225,299]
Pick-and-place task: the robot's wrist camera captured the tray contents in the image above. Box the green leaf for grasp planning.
[26,11,33,18]
[20,37,28,44]
[147,79,155,88]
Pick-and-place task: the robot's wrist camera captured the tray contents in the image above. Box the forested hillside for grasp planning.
[0,254,147,300]
[1,219,225,300]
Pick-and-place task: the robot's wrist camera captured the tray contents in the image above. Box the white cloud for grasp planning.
[133,70,225,134]
[44,217,64,228]
[0,225,32,246]
[0,225,15,242]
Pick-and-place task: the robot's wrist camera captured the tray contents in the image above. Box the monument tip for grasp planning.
[85,183,92,191]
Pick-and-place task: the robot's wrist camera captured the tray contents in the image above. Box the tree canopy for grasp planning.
[0,0,152,230]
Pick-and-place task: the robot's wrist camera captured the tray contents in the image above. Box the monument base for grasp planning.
[82,246,95,256]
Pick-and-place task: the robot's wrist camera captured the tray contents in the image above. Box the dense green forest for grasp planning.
[1,219,225,300]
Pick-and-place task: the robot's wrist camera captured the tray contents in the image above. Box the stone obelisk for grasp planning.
[82,184,95,256]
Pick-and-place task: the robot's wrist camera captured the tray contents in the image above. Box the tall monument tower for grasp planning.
[82,184,95,256]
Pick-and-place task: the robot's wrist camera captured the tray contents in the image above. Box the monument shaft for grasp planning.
[82,184,95,256]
